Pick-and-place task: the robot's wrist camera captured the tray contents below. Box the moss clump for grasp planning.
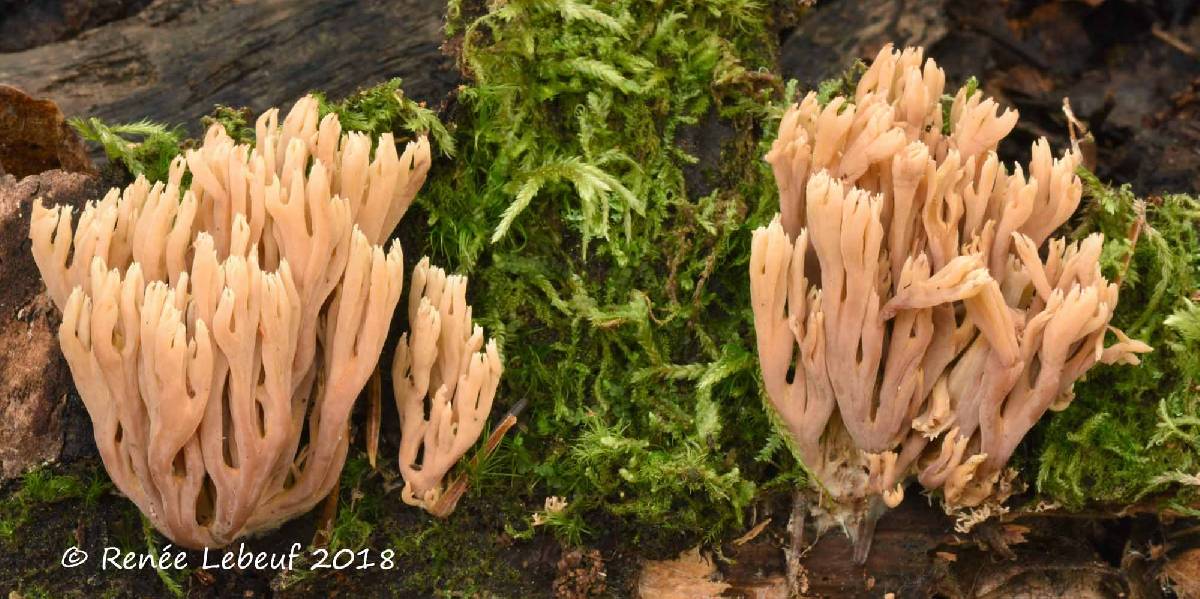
[386,509,528,596]
[1037,170,1200,511]
[68,117,184,182]
[0,464,110,544]
[201,104,256,146]
[408,0,808,544]
[312,78,456,156]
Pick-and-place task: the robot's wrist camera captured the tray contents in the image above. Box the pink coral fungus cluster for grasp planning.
[750,44,1149,554]
[29,96,500,548]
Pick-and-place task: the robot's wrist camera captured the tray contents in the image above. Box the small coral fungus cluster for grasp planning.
[750,44,1150,557]
[29,96,500,548]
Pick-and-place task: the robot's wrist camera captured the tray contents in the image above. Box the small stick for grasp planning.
[429,398,530,518]
[1062,97,1097,172]
[1152,24,1198,57]
[785,490,809,597]
[366,369,382,469]
[1114,200,1146,289]
[733,517,772,546]
[311,484,340,547]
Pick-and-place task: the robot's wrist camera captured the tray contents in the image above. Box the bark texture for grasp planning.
[0,0,458,131]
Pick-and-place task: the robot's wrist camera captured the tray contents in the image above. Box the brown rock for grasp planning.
[0,85,95,178]
[0,170,101,480]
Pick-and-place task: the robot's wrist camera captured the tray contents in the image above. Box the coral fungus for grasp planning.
[29,96,428,547]
[750,44,1150,559]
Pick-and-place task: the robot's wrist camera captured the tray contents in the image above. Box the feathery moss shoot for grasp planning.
[69,117,183,182]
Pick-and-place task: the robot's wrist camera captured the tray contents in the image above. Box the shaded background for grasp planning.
[4,0,1197,191]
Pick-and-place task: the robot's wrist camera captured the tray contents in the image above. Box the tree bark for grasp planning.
[0,0,459,130]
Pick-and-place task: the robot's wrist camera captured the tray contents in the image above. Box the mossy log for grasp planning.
[0,0,1197,597]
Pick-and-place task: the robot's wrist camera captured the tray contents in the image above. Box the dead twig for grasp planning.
[1152,24,1198,58]
[785,490,811,597]
[429,398,529,518]
[1115,200,1147,290]
[733,518,772,546]
[366,369,382,469]
[311,484,340,548]
[1062,97,1097,171]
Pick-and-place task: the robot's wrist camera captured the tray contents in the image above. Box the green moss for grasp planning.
[68,76,452,187]
[404,0,806,545]
[387,512,526,596]
[1036,171,1200,510]
[0,464,110,545]
[69,117,184,182]
[271,449,537,598]
[325,456,383,552]
[202,105,256,145]
[313,78,455,156]
[814,58,866,106]
[141,516,187,598]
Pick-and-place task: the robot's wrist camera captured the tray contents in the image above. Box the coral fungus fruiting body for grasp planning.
[392,257,503,516]
[30,96,429,547]
[750,44,1150,560]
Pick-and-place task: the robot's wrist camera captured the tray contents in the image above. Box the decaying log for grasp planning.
[721,495,1194,598]
[0,0,458,130]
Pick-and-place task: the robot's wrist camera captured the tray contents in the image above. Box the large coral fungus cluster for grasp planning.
[750,44,1150,556]
[28,96,434,548]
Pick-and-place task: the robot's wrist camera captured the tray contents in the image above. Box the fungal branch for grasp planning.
[749,44,1151,560]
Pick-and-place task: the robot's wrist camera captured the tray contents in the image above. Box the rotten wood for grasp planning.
[715,494,1200,598]
[0,85,94,177]
[0,0,458,132]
